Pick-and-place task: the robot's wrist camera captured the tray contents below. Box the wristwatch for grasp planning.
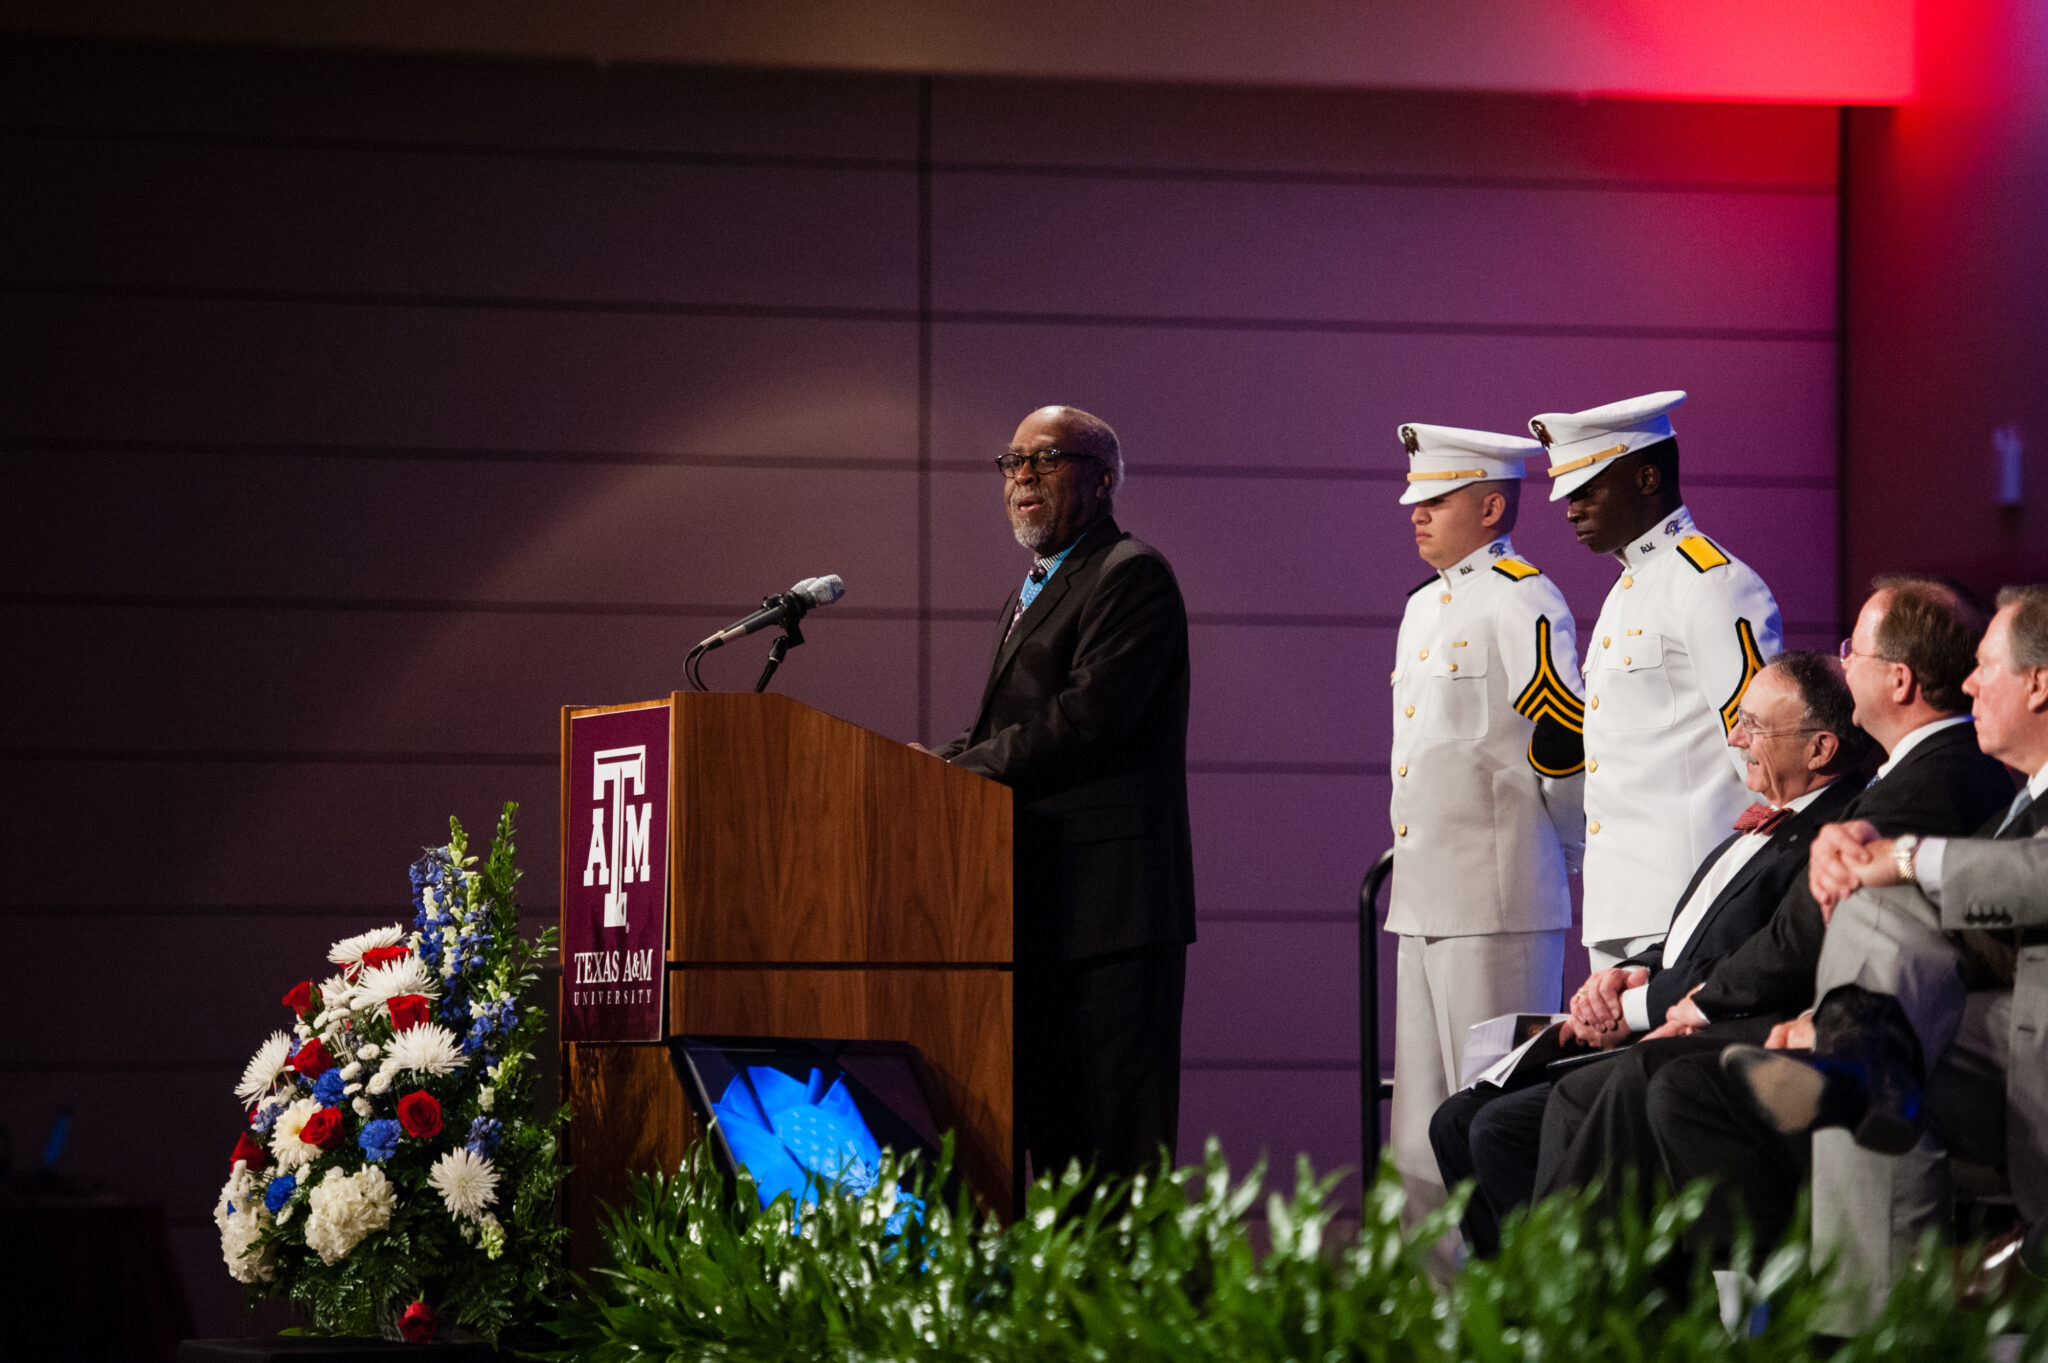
[1893,833,1920,883]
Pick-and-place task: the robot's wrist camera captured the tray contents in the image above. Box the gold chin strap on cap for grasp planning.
[1406,468,1487,482]
[1546,443,1631,479]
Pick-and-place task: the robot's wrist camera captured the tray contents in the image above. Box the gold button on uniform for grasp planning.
[1621,575,1634,589]
[1397,824,1409,837]
[1588,758,1599,772]
[1448,663,1459,673]
[1602,636,1612,647]
[1419,649,1430,660]
[1590,696,1600,709]
[1589,821,1601,834]
[1405,705,1415,717]
[1440,592,1452,603]
[1623,655,1632,665]
[1397,765,1408,777]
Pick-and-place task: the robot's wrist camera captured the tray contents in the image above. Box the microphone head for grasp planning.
[793,574,844,607]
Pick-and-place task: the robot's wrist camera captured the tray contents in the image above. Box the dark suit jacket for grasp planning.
[1620,774,1863,1021]
[1690,721,2016,1021]
[940,518,1197,962]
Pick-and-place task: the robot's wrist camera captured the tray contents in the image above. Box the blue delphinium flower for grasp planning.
[263,1173,296,1214]
[312,1068,347,1106]
[466,1117,502,1157]
[252,1103,281,1134]
[359,1118,402,1162]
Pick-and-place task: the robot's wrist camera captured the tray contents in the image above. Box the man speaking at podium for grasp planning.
[931,404,1196,1184]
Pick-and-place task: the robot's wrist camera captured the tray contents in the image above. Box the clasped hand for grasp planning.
[1805,819,1903,923]
[1559,966,1648,1049]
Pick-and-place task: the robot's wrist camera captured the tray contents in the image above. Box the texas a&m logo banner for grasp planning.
[563,704,671,1041]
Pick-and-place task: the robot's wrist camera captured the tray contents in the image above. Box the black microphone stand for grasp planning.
[753,616,805,694]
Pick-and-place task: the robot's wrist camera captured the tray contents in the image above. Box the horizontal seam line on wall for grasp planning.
[0,904,559,918]
[0,1060,234,1074]
[0,281,1839,342]
[661,960,1009,971]
[0,126,1839,195]
[0,437,1841,491]
[0,748,1395,774]
[1182,1058,1362,1071]
[0,905,1352,923]
[0,593,1413,628]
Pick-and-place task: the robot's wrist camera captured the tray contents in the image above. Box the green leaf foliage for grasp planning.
[547,1140,2048,1363]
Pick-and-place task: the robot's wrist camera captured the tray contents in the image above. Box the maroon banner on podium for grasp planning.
[562,703,672,1041]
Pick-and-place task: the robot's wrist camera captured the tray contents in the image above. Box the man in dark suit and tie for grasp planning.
[1530,577,2014,1256]
[933,405,1196,1184]
[1430,650,1863,1256]
[1702,584,2048,1330]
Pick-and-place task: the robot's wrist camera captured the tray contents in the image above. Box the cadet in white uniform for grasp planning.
[1387,422,1584,1251]
[1532,391,1783,966]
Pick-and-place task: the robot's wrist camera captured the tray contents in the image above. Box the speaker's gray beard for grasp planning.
[1010,519,1058,553]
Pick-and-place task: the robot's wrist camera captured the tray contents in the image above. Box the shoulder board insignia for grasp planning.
[1408,575,1439,597]
[1717,617,1769,734]
[1491,558,1542,582]
[1677,536,1731,573]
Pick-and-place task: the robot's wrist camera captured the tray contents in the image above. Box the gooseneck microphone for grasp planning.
[694,575,845,653]
[686,575,845,694]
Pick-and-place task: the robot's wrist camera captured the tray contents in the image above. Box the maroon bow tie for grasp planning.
[1733,803,1793,835]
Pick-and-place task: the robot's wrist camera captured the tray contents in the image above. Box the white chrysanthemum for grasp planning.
[385,1023,464,1077]
[235,1031,294,1104]
[214,1169,276,1283]
[268,1097,325,1169]
[302,1165,396,1265]
[476,1086,495,1113]
[328,924,406,972]
[428,1148,499,1220]
[358,1042,381,1060]
[349,956,438,1011]
[367,1070,393,1096]
[353,1097,374,1117]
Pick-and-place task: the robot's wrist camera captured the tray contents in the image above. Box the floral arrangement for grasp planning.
[214,804,567,1344]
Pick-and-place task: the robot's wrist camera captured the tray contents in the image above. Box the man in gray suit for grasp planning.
[1729,583,2048,1329]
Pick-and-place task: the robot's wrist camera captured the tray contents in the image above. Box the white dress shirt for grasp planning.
[1619,780,1838,1033]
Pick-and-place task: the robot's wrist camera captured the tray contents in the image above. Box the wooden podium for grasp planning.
[558,693,1013,1266]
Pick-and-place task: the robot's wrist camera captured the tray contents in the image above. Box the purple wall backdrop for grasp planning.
[0,37,1841,1335]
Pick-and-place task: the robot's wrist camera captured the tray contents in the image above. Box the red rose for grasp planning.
[386,994,432,1033]
[399,1300,436,1343]
[301,1107,344,1150]
[231,1132,267,1171]
[396,1090,442,1140]
[361,944,411,971]
[281,980,315,1015]
[288,1037,333,1080]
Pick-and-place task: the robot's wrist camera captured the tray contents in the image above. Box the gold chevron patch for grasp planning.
[1677,535,1731,573]
[1492,558,1542,582]
[1515,616,1587,777]
[1718,617,1768,734]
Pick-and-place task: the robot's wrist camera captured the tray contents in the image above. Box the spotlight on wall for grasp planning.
[1994,424,2024,507]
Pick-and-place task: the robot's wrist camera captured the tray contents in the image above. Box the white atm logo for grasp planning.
[582,744,654,928]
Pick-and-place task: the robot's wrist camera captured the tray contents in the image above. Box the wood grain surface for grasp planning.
[666,692,1012,964]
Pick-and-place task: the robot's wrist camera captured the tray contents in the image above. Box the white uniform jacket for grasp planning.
[1579,506,1782,947]
[1388,537,1585,937]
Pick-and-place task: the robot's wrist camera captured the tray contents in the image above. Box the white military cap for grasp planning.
[1530,390,1687,501]
[1397,422,1540,506]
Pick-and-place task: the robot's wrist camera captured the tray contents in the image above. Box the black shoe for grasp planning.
[1722,985,1926,1156]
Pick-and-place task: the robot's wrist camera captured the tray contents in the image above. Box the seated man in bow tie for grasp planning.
[1526,578,2011,1256]
[1432,650,1867,1255]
